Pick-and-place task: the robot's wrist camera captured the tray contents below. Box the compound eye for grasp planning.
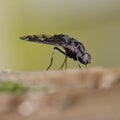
[82,53,91,64]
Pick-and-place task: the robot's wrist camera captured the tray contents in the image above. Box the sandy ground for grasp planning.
[0,68,120,120]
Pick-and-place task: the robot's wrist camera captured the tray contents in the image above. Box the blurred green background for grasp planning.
[0,0,120,71]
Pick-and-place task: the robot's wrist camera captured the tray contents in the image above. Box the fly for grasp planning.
[19,34,91,70]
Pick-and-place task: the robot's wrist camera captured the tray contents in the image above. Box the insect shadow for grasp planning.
[20,34,91,70]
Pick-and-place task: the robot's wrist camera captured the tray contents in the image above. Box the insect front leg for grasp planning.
[46,47,65,70]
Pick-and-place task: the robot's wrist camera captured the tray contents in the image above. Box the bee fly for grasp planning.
[20,34,91,70]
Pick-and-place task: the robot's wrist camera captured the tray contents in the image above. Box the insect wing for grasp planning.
[20,34,69,47]
[20,34,52,44]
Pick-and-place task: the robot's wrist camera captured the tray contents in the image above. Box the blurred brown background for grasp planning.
[0,0,120,71]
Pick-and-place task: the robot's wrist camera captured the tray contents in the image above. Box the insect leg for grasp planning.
[46,47,65,70]
[85,64,87,68]
[76,56,81,68]
[78,64,81,68]
[59,55,68,69]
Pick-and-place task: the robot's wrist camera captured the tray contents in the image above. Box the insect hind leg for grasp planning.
[46,47,65,70]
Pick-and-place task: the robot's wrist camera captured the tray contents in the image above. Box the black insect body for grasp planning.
[20,34,91,70]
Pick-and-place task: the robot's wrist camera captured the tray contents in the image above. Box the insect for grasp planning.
[19,34,91,70]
